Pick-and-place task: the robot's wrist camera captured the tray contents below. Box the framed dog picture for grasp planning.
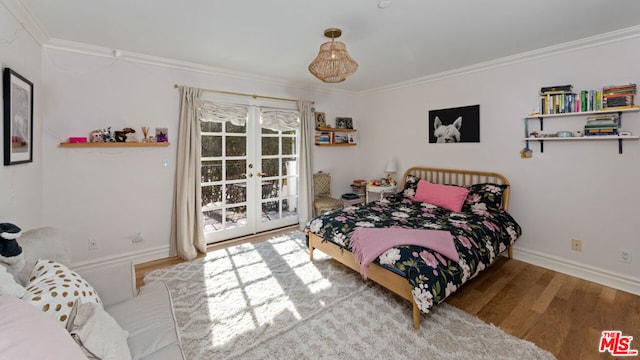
[336,117,353,129]
[3,68,34,165]
[428,104,480,143]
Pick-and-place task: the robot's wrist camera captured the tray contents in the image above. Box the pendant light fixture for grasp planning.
[308,28,358,83]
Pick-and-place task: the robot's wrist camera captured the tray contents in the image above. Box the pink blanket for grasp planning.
[350,227,459,279]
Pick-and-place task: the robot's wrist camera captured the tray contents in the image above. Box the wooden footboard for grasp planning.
[309,232,422,329]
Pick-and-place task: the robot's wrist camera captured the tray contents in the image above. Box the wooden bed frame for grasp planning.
[308,166,512,329]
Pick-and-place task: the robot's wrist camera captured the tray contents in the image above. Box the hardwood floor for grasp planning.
[135,233,639,360]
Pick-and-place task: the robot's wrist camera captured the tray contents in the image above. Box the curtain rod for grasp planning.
[174,84,313,104]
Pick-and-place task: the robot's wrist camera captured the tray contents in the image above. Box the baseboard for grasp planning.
[72,245,171,273]
[513,247,640,296]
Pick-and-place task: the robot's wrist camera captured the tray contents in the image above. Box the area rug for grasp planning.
[144,232,555,360]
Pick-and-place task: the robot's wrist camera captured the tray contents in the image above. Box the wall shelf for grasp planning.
[315,127,357,146]
[523,106,639,154]
[59,142,170,148]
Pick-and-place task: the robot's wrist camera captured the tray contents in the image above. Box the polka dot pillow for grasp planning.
[22,259,102,327]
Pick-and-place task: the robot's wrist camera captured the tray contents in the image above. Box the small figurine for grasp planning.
[102,127,116,142]
[89,129,104,143]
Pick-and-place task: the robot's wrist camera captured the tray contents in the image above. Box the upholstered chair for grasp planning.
[313,171,343,216]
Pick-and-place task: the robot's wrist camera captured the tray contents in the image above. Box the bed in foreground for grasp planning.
[305,166,522,329]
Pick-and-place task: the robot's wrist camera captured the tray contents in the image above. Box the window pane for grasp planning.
[201,121,222,133]
[226,136,246,156]
[226,121,246,134]
[226,183,246,204]
[226,206,246,229]
[262,158,279,177]
[201,161,222,182]
[226,160,246,180]
[202,135,222,157]
[201,185,222,209]
[282,158,297,176]
[203,208,222,232]
[282,137,296,155]
[261,201,280,221]
[261,180,279,199]
[262,137,279,156]
[261,127,277,135]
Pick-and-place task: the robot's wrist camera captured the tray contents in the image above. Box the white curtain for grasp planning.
[297,100,314,230]
[199,100,249,125]
[171,86,206,260]
[260,108,300,132]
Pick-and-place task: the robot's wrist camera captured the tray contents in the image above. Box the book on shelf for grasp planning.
[540,84,573,94]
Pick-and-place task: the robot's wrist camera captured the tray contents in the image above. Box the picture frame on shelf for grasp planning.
[3,68,34,166]
[348,133,356,144]
[315,112,326,129]
[336,117,353,129]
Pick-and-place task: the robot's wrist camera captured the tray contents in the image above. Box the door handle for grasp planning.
[256,172,266,177]
[241,173,254,178]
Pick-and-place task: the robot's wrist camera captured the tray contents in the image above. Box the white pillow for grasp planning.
[0,266,26,298]
[0,296,88,360]
[22,259,102,327]
[67,300,132,360]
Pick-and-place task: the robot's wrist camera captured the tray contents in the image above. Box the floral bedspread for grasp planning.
[305,183,522,314]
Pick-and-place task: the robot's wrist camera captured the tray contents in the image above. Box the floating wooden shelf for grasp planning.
[314,143,357,146]
[315,127,357,132]
[59,142,170,148]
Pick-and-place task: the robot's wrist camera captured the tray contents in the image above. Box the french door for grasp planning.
[200,106,299,243]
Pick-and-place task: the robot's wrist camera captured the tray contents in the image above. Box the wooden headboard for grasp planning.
[400,166,511,210]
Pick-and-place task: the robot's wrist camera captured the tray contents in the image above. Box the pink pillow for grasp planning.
[411,179,469,212]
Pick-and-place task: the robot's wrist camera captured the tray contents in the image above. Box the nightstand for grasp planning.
[366,184,397,203]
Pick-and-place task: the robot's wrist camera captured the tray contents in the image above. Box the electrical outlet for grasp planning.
[619,249,632,263]
[133,232,143,243]
[88,238,98,250]
[571,239,582,252]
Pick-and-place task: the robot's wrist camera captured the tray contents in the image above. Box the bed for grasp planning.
[305,166,522,329]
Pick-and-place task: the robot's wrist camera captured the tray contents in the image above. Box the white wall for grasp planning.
[0,3,43,230]
[41,47,357,266]
[357,36,640,293]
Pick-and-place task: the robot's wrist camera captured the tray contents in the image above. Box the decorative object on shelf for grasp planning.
[348,133,356,144]
[3,68,34,166]
[141,126,150,142]
[114,128,136,142]
[428,105,480,143]
[308,28,358,83]
[155,128,168,142]
[336,117,353,129]
[101,127,116,142]
[385,160,398,185]
[314,112,326,129]
[89,129,104,143]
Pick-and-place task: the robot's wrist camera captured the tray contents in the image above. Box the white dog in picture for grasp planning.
[433,116,462,143]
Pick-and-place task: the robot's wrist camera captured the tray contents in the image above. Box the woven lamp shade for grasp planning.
[308,38,358,83]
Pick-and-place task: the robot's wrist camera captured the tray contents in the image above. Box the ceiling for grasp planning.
[15,0,640,92]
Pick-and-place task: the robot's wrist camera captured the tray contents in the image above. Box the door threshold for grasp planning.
[206,225,299,252]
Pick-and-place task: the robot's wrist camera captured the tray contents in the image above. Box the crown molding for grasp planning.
[360,25,640,96]
[1,0,49,45]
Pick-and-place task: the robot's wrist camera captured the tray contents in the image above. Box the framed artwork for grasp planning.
[155,127,169,142]
[348,133,356,144]
[314,112,326,129]
[3,68,34,165]
[428,104,480,143]
[336,117,353,129]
